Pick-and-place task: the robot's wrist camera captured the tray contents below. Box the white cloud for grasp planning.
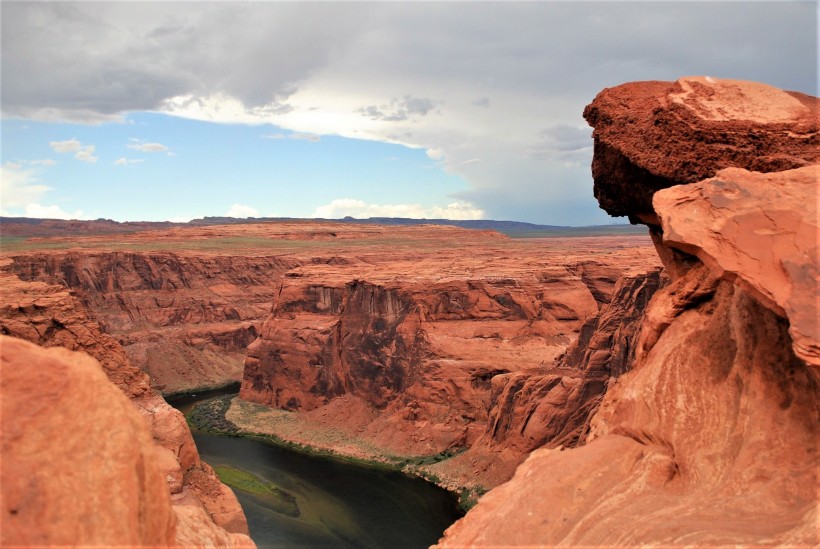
[29,159,56,166]
[49,139,97,163]
[114,157,144,166]
[74,145,98,163]
[168,214,197,223]
[5,159,57,168]
[127,141,169,152]
[357,95,437,122]
[289,132,320,142]
[226,203,259,218]
[1,163,84,219]
[260,132,319,142]
[3,2,817,223]
[426,148,445,161]
[49,138,82,153]
[23,203,84,220]
[311,199,484,220]
[1,163,50,208]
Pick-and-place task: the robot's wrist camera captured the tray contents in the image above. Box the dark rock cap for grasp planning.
[583,76,818,224]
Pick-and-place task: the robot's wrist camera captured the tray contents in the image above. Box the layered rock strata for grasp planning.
[242,263,593,456]
[437,77,818,546]
[7,252,293,393]
[1,336,254,547]
[241,241,661,479]
[0,262,252,545]
[422,267,664,487]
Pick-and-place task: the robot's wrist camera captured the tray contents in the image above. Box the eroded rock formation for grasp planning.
[243,271,584,456]
[7,252,293,393]
[0,336,254,547]
[241,240,661,474]
[0,263,252,545]
[583,76,818,224]
[437,77,818,546]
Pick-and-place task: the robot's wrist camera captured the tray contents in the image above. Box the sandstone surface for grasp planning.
[420,267,663,487]
[0,262,252,543]
[0,336,254,547]
[8,252,292,394]
[437,77,818,546]
[583,76,818,223]
[238,232,660,486]
[3,222,505,394]
[3,223,659,495]
[654,165,819,368]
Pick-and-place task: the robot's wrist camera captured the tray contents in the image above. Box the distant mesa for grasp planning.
[0,214,644,239]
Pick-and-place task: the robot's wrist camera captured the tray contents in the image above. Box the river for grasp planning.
[169,389,462,549]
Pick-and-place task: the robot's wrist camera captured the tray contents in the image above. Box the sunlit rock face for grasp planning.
[0,336,254,548]
[436,77,819,547]
[241,241,661,464]
[0,265,253,545]
[2,221,659,496]
[7,252,292,394]
[242,266,600,457]
[582,76,818,224]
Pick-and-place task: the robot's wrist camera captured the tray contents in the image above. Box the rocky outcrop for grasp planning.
[0,336,254,547]
[0,258,151,398]
[654,165,819,368]
[0,263,253,545]
[243,268,594,456]
[582,76,818,224]
[8,252,294,393]
[485,268,664,451]
[437,77,818,546]
[426,268,663,487]
[241,241,661,466]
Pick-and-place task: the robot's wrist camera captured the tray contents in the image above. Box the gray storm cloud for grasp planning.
[357,95,438,122]
[2,1,816,224]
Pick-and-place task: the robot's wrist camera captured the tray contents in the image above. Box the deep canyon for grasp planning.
[1,76,817,547]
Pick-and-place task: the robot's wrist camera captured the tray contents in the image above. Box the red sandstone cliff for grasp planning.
[0,262,253,546]
[7,252,295,393]
[0,336,254,547]
[240,242,661,479]
[437,77,818,546]
[1,222,661,535]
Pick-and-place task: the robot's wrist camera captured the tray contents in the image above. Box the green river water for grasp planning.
[169,390,462,548]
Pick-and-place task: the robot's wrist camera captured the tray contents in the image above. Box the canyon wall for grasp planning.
[241,242,662,484]
[437,77,818,546]
[7,252,295,393]
[0,262,254,546]
[1,222,661,541]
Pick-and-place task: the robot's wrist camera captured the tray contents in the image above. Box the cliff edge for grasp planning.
[0,264,253,546]
[0,336,254,547]
[437,77,818,546]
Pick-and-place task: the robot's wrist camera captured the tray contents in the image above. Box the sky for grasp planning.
[1,1,816,226]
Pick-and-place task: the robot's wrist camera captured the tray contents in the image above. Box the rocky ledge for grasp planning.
[1,336,254,547]
[0,264,253,547]
[437,77,818,546]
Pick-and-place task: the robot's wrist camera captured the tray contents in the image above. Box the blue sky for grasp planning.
[2,112,471,221]
[1,2,816,225]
